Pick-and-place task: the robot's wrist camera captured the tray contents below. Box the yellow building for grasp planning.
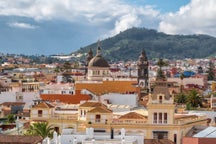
[212,81,216,91]
[30,86,208,144]
[80,80,208,144]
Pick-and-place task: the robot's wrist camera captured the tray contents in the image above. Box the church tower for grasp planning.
[137,49,149,94]
[147,80,175,140]
[85,48,93,75]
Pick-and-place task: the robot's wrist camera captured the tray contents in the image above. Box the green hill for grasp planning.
[76,27,216,61]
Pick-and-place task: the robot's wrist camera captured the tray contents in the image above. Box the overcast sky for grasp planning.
[0,0,215,55]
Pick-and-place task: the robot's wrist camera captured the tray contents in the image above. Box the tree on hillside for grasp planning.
[207,60,215,81]
[63,61,72,72]
[25,122,54,138]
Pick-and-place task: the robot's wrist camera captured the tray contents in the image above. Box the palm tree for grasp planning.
[175,93,187,104]
[186,89,202,108]
[7,114,15,123]
[25,122,54,138]
[156,58,168,80]
[207,60,215,81]
[180,72,184,93]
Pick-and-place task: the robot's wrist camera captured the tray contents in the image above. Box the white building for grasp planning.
[44,128,144,144]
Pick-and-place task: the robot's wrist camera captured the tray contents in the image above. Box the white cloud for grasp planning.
[159,0,216,36]
[8,22,37,29]
[0,0,160,36]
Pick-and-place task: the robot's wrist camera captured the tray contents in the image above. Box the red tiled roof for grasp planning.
[145,139,174,144]
[33,102,54,109]
[0,102,25,106]
[174,114,198,120]
[40,90,91,104]
[118,112,146,119]
[0,134,43,144]
[79,102,104,107]
[88,105,112,113]
[76,80,137,96]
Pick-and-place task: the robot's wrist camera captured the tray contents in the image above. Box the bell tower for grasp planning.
[137,49,149,95]
[85,48,93,75]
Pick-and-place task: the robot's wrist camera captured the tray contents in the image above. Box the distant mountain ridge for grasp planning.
[76,27,216,61]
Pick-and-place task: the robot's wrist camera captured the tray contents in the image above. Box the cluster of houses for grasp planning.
[0,46,216,144]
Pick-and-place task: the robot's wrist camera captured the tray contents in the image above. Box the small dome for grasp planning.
[88,55,109,67]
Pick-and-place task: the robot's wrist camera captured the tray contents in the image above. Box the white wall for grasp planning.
[101,93,138,107]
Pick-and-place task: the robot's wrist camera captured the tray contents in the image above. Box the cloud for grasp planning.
[107,5,160,37]
[8,22,37,29]
[159,0,216,36]
[0,0,160,36]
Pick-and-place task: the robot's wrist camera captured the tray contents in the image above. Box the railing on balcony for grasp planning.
[95,119,101,123]
[153,120,157,124]
[163,120,167,124]
[31,114,77,120]
[112,120,147,125]
[38,114,43,117]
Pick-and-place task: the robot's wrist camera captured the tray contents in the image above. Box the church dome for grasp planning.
[88,55,109,67]
[88,45,109,68]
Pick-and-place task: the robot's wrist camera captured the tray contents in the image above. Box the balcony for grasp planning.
[38,114,43,117]
[153,120,157,124]
[95,119,101,123]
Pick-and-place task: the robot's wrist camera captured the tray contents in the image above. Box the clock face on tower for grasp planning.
[139,80,145,88]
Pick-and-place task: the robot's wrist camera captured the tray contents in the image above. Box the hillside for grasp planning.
[76,27,216,61]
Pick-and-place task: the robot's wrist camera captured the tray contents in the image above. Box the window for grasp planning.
[95,114,101,122]
[159,113,162,124]
[164,113,167,124]
[153,112,157,124]
[61,91,66,94]
[159,96,163,103]
[153,131,168,139]
[80,110,83,116]
[174,134,177,144]
[69,91,73,94]
[38,110,43,117]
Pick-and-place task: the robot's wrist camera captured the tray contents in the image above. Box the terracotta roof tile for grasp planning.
[76,80,137,96]
[79,102,104,107]
[88,105,112,113]
[144,139,174,144]
[0,102,25,106]
[0,134,43,144]
[40,90,91,104]
[174,114,198,120]
[33,102,54,109]
[118,112,146,119]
